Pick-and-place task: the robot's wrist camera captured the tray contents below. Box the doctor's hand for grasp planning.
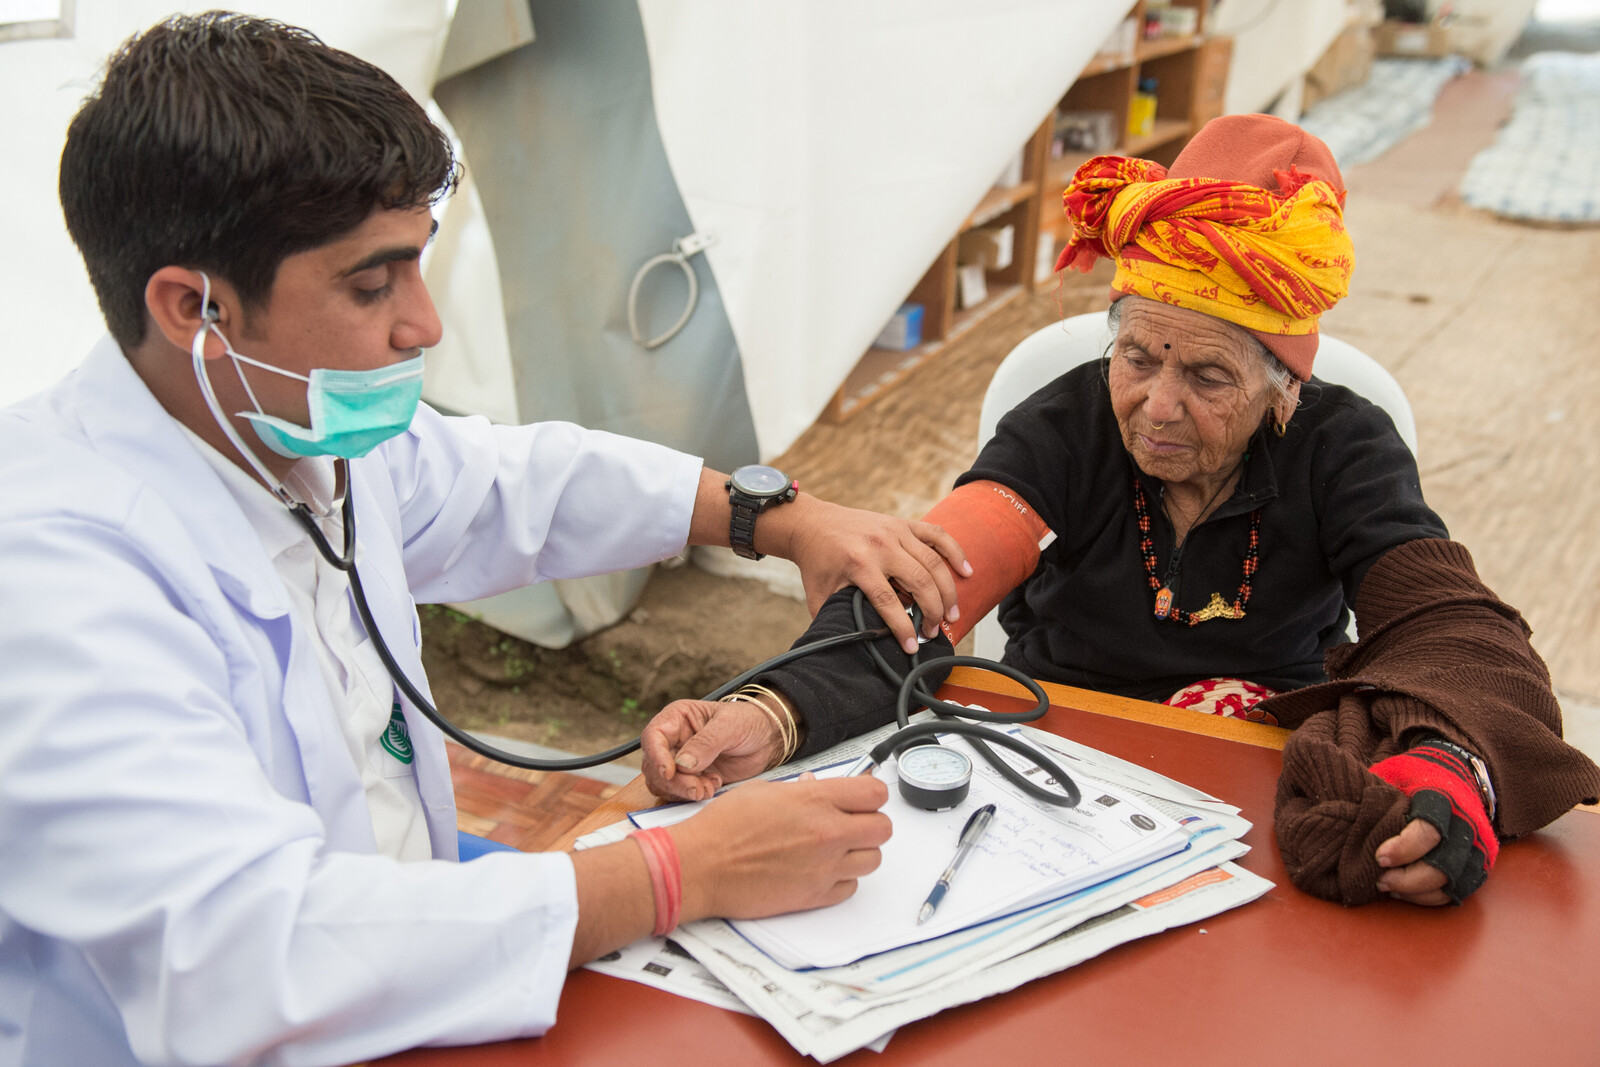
[673,774,891,920]
[642,697,788,801]
[772,497,969,655]
[567,772,889,966]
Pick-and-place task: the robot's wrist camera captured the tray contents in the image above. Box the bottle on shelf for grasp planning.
[1128,77,1158,139]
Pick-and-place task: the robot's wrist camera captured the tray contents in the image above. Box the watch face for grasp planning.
[731,464,790,498]
[898,745,972,790]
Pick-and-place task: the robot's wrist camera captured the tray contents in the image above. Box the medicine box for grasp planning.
[874,303,924,350]
[958,225,1014,271]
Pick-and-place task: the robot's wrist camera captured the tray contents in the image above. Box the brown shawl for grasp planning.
[1259,538,1600,904]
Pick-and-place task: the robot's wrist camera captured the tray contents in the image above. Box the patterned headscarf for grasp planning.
[1056,115,1354,380]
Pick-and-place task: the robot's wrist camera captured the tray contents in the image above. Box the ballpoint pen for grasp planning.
[916,803,996,925]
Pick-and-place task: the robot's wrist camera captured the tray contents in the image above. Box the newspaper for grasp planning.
[585,936,755,1015]
[584,939,898,1054]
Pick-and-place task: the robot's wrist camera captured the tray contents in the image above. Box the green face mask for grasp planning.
[198,322,425,460]
[233,348,425,460]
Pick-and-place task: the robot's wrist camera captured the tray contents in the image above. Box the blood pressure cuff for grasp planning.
[922,480,1053,645]
[756,589,957,760]
[758,480,1050,759]
[1369,738,1498,903]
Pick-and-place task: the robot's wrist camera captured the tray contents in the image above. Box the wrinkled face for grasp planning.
[1107,297,1282,489]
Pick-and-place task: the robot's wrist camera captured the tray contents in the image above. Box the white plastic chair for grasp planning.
[970,310,1417,659]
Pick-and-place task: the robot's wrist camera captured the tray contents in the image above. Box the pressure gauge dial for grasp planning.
[896,744,973,810]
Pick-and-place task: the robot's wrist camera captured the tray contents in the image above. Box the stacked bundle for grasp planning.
[581,716,1270,1062]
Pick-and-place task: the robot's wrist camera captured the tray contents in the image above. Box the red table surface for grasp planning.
[378,684,1600,1067]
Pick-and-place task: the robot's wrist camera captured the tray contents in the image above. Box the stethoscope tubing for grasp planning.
[289,464,1081,804]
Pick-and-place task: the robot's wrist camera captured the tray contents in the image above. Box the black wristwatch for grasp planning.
[725,464,797,560]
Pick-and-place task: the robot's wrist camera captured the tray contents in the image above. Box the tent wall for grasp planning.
[635,0,1132,460]
[431,0,760,474]
[1213,0,1354,117]
[0,0,451,407]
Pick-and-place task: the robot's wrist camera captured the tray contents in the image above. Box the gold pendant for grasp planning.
[1188,592,1245,624]
[1154,587,1173,619]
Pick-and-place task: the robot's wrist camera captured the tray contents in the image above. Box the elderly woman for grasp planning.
[642,116,1599,907]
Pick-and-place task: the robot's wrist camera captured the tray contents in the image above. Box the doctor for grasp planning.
[0,13,965,1066]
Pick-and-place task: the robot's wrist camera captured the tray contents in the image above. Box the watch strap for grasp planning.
[729,499,763,560]
[727,470,796,561]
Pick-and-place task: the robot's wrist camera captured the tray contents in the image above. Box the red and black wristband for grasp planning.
[1369,735,1498,903]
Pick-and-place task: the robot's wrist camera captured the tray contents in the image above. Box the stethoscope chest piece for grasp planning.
[895,743,973,811]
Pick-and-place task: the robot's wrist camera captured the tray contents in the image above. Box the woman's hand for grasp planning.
[642,698,784,801]
[1375,819,1451,906]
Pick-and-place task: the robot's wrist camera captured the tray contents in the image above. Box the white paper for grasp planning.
[577,717,1270,1062]
[728,736,1188,969]
[693,837,1251,1022]
[683,860,1271,1063]
[683,787,1253,1021]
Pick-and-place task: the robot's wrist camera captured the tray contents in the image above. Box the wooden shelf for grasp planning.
[822,286,1025,423]
[1137,34,1202,62]
[1124,117,1192,156]
[1048,151,1096,190]
[963,180,1038,230]
[819,1,1231,427]
[951,284,1026,336]
[1081,51,1135,77]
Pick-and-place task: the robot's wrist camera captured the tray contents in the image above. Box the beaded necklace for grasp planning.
[1132,475,1261,625]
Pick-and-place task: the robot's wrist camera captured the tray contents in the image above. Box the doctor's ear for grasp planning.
[144,267,234,357]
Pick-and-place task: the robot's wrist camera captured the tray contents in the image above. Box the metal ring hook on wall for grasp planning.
[627,231,716,350]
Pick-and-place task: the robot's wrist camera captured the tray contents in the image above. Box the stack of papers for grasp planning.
[581,714,1271,1062]
[723,735,1188,968]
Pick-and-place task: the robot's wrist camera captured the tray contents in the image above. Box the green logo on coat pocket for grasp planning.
[381,704,414,764]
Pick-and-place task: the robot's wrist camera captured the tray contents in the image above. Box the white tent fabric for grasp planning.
[1209,0,1348,118]
[419,107,520,428]
[0,1,583,646]
[635,0,1132,460]
[0,1,454,408]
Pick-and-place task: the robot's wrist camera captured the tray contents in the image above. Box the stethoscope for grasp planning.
[187,282,1074,803]
[289,461,1082,807]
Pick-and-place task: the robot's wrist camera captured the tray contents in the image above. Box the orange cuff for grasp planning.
[924,481,1053,644]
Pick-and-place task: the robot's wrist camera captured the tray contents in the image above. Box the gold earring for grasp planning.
[1273,415,1288,437]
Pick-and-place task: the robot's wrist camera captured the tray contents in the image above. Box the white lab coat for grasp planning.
[0,337,703,1066]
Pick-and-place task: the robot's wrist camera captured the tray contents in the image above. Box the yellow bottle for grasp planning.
[1128,77,1158,139]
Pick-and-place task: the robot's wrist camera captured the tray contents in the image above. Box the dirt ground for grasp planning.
[418,562,814,765]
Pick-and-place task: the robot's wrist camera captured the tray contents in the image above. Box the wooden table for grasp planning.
[378,668,1600,1066]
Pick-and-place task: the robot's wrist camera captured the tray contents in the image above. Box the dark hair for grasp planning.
[59,11,459,348]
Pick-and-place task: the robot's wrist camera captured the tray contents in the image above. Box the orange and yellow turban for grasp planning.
[1055,116,1355,380]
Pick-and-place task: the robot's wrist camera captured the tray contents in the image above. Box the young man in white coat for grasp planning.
[0,13,970,1065]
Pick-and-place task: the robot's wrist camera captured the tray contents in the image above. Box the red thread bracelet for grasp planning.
[630,827,683,936]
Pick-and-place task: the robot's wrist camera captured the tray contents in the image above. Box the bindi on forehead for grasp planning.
[1122,327,1258,387]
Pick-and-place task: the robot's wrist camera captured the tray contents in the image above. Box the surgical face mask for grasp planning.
[226,343,425,460]
[188,282,424,461]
